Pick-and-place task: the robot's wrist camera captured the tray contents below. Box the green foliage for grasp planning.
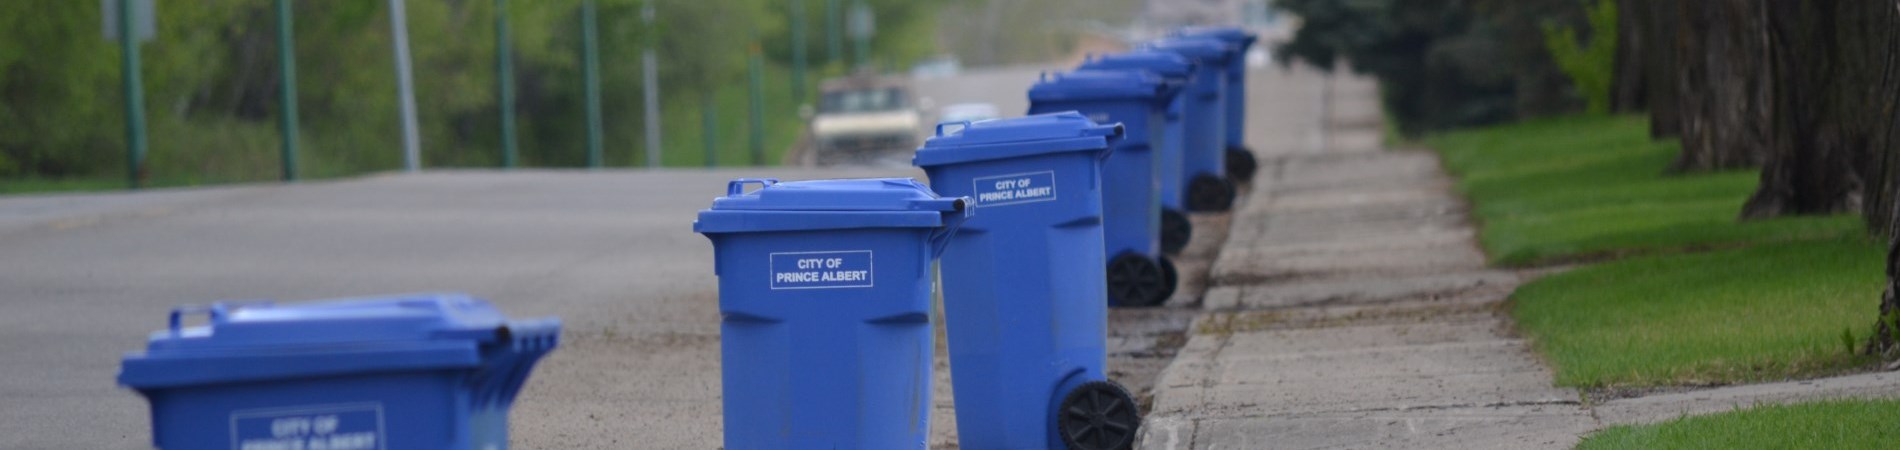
[1542,0,1616,115]
[1577,400,1900,449]
[1273,0,1592,135]
[0,0,946,186]
[1514,238,1882,388]
[1430,115,1865,266]
[936,0,1146,66]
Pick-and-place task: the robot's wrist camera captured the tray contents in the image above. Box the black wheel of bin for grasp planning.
[1057,380,1141,450]
[1157,256,1179,304]
[1107,253,1169,308]
[1161,209,1192,254]
[1226,147,1259,183]
[1187,174,1236,212]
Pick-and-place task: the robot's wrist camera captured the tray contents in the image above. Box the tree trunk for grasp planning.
[1637,0,1682,137]
[1852,0,1900,355]
[1852,0,1900,236]
[1668,0,1771,173]
[1609,0,1646,113]
[1739,0,1861,219]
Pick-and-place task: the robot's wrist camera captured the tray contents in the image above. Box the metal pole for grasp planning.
[276,0,300,182]
[118,0,148,189]
[748,43,765,166]
[388,0,422,172]
[703,91,717,168]
[790,0,807,105]
[851,0,869,69]
[825,0,841,66]
[642,0,662,168]
[581,0,604,169]
[496,0,518,169]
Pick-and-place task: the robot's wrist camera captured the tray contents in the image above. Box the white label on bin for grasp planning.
[230,403,385,450]
[769,250,874,290]
[972,171,1057,207]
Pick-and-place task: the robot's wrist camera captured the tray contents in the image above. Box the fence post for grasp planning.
[275,0,300,181]
[118,0,148,189]
[642,0,662,168]
[581,0,604,169]
[497,0,518,168]
[388,0,422,172]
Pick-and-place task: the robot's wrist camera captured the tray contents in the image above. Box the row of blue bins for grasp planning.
[108,25,1256,450]
[696,27,1258,450]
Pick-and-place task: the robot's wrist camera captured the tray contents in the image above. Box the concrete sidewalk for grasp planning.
[1135,68,1596,449]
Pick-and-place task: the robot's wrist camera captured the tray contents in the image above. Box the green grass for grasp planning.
[1514,238,1883,388]
[1430,115,1865,266]
[0,173,304,196]
[1576,399,1900,449]
[0,177,127,195]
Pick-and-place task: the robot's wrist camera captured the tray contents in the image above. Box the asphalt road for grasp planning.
[0,167,948,448]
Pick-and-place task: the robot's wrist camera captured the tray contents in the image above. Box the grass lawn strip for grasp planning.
[1430,115,1863,266]
[1513,238,1882,388]
[1576,399,1900,450]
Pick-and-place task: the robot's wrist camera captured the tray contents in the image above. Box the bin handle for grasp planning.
[1082,123,1125,139]
[926,197,972,257]
[726,178,779,196]
[166,304,230,336]
[935,121,973,137]
[167,301,272,336]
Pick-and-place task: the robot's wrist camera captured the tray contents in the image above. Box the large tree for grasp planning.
[1609,0,1680,138]
[1836,0,1900,355]
[1667,0,1771,173]
[1738,0,1865,219]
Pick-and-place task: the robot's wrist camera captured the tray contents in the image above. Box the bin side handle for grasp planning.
[935,121,973,137]
[927,197,973,257]
[166,304,228,336]
[726,178,779,196]
[167,301,272,336]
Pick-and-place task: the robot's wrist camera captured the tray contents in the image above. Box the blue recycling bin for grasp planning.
[1027,70,1184,307]
[1149,36,1238,212]
[1175,27,1261,182]
[118,294,561,450]
[913,112,1142,450]
[694,177,968,450]
[1079,51,1200,255]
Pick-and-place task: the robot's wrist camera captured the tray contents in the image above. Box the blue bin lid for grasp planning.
[1146,36,1235,64]
[1174,26,1258,51]
[694,178,968,234]
[1078,51,1197,81]
[913,111,1122,168]
[1028,70,1180,103]
[119,294,561,389]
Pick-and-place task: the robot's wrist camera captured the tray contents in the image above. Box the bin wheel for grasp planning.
[1161,209,1192,255]
[1187,174,1236,212]
[1226,147,1258,183]
[1107,254,1170,308]
[1158,256,1179,303]
[1058,380,1141,450]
